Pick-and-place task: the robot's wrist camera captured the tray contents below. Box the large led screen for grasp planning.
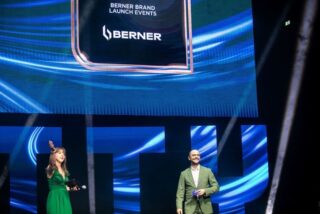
[0,0,258,117]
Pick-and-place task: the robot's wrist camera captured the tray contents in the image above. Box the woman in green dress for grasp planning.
[46,140,73,214]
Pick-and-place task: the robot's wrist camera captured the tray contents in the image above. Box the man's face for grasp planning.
[188,150,200,164]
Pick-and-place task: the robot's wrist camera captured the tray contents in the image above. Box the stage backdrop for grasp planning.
[0,0,258,117]
[0,126,62,213]
[87,125,268,214]
[0,124,268,213]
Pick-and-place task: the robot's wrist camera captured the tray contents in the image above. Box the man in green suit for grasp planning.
[176,150,219,214]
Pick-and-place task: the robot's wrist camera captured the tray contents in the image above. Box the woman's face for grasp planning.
[54,149,65,164]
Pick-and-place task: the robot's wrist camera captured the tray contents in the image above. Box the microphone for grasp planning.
[192,190,199,200]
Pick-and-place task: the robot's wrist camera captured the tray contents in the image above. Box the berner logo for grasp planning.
[102,25,162,41]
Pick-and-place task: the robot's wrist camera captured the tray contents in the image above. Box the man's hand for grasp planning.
[177,208,183,214]
[197,189,206,196]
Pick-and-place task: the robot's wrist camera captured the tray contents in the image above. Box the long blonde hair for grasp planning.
[46,147,69,178]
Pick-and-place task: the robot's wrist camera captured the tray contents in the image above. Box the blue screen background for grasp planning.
[0,0,258,117]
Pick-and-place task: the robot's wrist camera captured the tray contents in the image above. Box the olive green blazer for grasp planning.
[176,165,219,214]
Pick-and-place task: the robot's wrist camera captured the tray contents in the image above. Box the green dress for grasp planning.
[46,170,72,214]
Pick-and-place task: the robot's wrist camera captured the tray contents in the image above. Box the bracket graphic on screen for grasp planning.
[71,0,193,74]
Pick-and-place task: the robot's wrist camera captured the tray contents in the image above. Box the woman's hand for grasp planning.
[72,186,80,191]
[67,186,80,191]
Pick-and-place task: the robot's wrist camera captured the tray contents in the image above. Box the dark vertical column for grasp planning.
[217,123,243,177]
[140,123,190,214]
[215,122,244,214]
[0,154,10,213]
[94,154,113,214]
[62,126,90,213]
[165,123,191,153]
[140,153,188,214]
[37,154,49,213]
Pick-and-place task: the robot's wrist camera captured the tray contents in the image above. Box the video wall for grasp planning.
[0,0,258,117]
[0,125,268,213]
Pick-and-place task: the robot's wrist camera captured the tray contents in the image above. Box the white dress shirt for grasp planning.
[191,165,200,187]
